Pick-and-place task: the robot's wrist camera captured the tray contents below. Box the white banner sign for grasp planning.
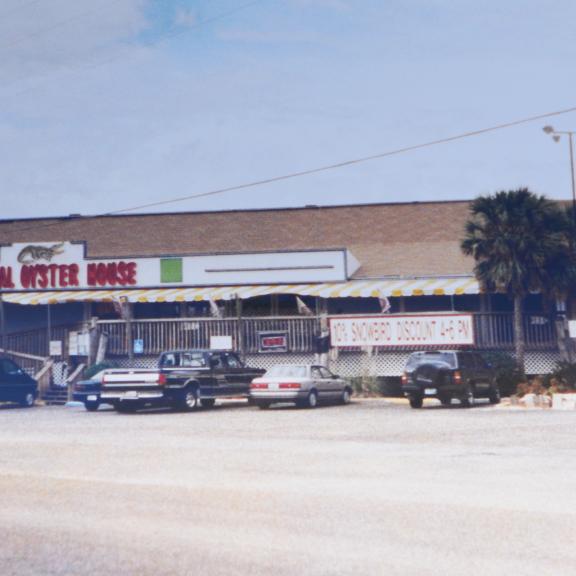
[329,314,475,347]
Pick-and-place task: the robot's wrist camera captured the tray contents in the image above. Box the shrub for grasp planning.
[481,352,523,397]
[543,361,576,391]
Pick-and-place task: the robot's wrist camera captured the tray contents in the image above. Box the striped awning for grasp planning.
[1,277,479,306]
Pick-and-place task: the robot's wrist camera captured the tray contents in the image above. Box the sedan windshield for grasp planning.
[265,365,308,378]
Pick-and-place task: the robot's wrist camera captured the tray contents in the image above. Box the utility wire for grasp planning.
[2,104,576,237]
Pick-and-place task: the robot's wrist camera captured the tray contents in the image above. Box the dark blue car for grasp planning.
[0,356,38,408]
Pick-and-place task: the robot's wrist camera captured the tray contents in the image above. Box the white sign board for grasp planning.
[569,320,576,338]
[49,340,63,356]
[329,314,475,347]
[210,335,233,350]
[0,241,355,291]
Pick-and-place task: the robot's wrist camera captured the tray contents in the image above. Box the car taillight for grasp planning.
[251,382,269,389]
[157,374,167,385]
[278,382,301,389]
[401,373,408,385]
[453,371,462,384]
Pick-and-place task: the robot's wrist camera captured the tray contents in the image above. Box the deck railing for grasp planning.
[94,312,558,356]
[2,312,559,360]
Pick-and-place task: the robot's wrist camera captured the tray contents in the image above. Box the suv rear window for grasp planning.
[406,352,457,369]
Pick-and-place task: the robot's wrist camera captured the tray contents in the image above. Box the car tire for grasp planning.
[461,389,475,408]
[257,402,271,410]
[84,400,100,412]
[440,396,452,407]
[178,387,200,412]
[488,385,501,405]
[20,392,35,408]
[303,390,318,409]
[340,388,351,405]
[409,396,423,409]
[200,398,216,409]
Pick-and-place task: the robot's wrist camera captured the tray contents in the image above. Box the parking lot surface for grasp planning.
[0,399,575,576]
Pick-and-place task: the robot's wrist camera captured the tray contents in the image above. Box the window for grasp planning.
[265,365,308,378]
[223,353,243,369]
[0,359,22,375]
[311,367,323,379]
[319,367,333,379]
[180,352,206,368]
[209,354,225,369]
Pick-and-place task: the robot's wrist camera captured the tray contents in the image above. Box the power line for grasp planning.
[2,104,576,237]
[1,0,270,99]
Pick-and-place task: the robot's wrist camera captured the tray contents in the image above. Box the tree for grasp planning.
[461,188,575,373]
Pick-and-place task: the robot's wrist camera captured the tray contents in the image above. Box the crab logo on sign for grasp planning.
[17,243,65,264]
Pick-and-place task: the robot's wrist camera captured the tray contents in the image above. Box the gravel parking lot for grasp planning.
[0,399,575,576]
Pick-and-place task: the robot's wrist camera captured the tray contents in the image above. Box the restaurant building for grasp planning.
[0,200,564,385]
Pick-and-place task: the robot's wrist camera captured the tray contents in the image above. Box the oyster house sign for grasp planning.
[0,242,138,290]
[0,242,356,291]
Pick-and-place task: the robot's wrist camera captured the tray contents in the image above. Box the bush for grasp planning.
[349,376,382,397]
[481,352,523,397]
[543,361,576,391]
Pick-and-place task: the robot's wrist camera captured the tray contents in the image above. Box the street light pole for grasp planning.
[543,125,576,223]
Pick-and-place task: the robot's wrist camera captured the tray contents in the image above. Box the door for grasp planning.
[318,366,343,398]
[221,352,251,396]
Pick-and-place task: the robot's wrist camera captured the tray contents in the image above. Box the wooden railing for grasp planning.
[2,313,559,362]
[94,312,559,356]
[98,316,319,356]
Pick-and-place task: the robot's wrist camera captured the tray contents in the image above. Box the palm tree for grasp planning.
[461,188,574,373]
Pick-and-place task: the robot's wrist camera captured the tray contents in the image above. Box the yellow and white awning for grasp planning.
[1,277,480,306]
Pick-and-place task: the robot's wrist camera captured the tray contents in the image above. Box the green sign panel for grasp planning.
[160,258,183,283]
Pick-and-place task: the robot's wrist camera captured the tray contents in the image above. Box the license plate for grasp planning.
[424,388,437,395]
[87,395,98,401]
[123,391,138,399]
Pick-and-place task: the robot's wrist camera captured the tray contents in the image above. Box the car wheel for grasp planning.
[440,396,452,407]
[488,385,501,405]
[304,390,318,409]
[84,400,100,412]
[200,398,216,409]
[257,402,271,410]
[461,389,475,408]
[409,396,423,409]
[178,387,200,411]
[340,388,351,405]
[20,392,35,408]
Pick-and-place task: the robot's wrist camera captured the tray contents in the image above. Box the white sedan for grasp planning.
[250,364,352,409]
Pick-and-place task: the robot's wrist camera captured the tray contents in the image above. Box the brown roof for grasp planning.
[0,201,475,279]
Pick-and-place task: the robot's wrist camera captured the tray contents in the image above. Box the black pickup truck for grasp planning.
[100,349,265,413]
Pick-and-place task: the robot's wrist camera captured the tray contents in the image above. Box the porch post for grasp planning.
[0,292,5,352]
[236,295,245,362]
[126,302,134,362]
[47,303,52,357]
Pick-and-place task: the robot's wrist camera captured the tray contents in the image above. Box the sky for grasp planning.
[1,0,576,220]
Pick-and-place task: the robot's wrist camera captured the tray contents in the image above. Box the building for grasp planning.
[0,200,562,382]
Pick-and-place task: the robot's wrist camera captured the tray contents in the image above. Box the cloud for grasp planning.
[0,0,148,85]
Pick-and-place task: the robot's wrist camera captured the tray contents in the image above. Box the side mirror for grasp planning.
[331,374,339,380]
